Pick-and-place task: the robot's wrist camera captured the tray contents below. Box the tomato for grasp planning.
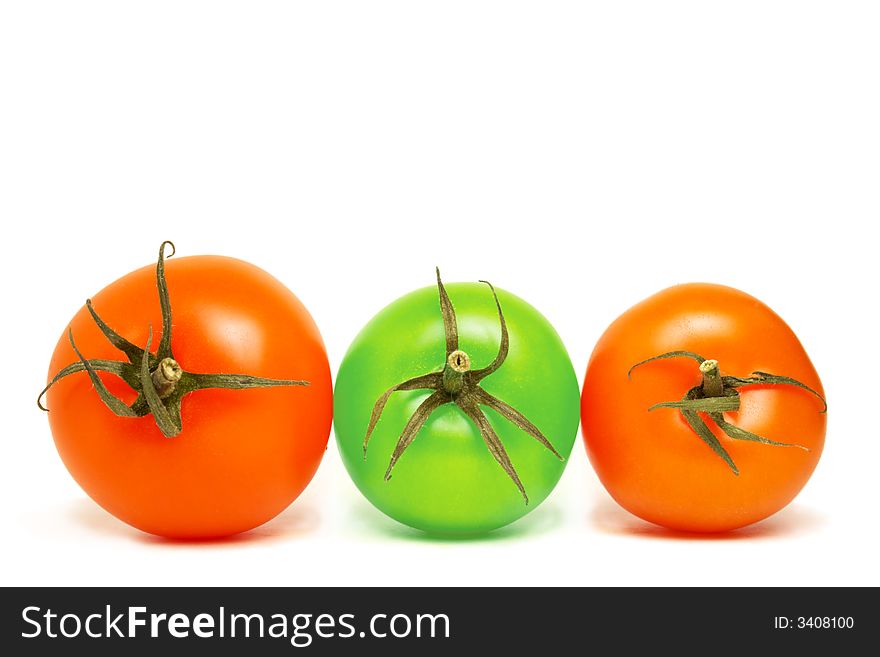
[334,271,580,534]
[581,283,826,533]
[42,243,332,539]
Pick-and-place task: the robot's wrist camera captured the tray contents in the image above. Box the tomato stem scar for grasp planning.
[38,242,310,438]
[630,351,826,475]
[361,269,563,504]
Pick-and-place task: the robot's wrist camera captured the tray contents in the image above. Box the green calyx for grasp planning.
[37,241,309,438]
[629,351,827,475]
[362,269,563,504]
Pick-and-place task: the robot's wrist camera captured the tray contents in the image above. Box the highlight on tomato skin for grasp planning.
[40,242,333,540]
[333,270,581,535]
[580,282,827,534]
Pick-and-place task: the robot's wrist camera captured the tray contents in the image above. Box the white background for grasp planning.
[2,1,878,587]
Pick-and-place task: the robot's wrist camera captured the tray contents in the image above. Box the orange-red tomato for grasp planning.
[45,253,332,539]
[581,283,826,532]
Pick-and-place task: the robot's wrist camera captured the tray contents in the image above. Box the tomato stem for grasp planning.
[151,357,183,399]
[38,242,309,438]
[442,350,471,395]
[630,351,826,475]
[361,270,564,504]
[700,359,724,397]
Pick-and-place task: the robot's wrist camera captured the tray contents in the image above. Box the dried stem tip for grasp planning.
[447,350,471,373]
[442,349,471,395]
[699,359,723,398]
[699,359,719,375]
[152,357,183,399]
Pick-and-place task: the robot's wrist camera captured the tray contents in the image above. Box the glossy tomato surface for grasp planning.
[46,255,332,539]
[335,283,580,534]
[581,283,826,532]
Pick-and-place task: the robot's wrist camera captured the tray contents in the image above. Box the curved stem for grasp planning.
[470,280,509,382]
[156,241,176,360]
[436,268,458,356]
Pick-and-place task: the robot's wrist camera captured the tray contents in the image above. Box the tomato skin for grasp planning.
[334,283,580,534]
[46,255,332,539]
[581,283,826,533]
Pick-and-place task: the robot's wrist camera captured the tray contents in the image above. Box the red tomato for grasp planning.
[44,245,332,539]
[581,283,826,532]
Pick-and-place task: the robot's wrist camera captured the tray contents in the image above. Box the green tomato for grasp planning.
[334,275,580,534]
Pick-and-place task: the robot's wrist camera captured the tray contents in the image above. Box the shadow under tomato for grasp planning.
[69,498,320,546]
[348,497,564,543]
[589,497,826,540]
